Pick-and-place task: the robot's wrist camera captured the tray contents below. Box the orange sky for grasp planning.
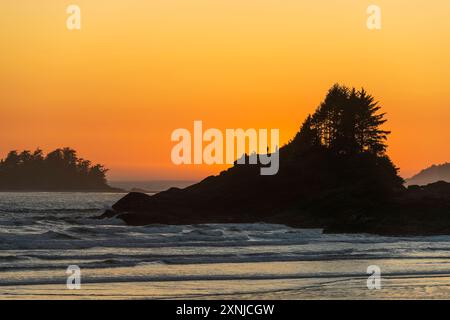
[1,0,449,180]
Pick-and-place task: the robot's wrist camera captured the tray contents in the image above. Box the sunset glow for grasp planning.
[1,0,449,179]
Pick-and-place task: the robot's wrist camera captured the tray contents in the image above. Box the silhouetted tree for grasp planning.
[4,151,20,167]
[286,84,404,197]
[296,84,390,157]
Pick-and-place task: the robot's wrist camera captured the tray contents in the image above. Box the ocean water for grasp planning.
[1,192,450,299]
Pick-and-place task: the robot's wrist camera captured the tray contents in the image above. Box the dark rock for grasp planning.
[102,172,450,236]
[95,209,118,219]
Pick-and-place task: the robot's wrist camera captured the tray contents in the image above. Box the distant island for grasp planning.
[0,147,121,192]
[102,84,450,236]
[406,163,450,186]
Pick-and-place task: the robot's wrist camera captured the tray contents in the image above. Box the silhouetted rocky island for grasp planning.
[102,85,450,235]
[0,147,121,192]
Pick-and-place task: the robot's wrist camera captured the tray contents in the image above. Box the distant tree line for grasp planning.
[0,147,110,190]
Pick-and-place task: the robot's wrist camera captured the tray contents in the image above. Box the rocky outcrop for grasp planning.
[100,85,450,236]
[101,180,450,236]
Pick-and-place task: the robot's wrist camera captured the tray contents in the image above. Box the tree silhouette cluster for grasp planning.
[0,147,110,190]
[283,84,404,199]
[291,84,389,156]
